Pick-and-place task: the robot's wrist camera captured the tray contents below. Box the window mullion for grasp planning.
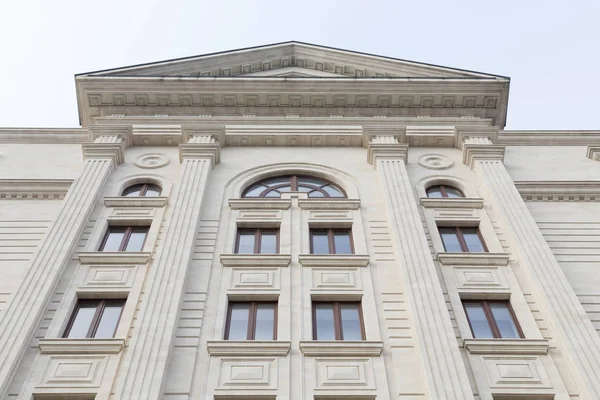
[119,227,132,251]
[255,229,261,254]
[248,303,257,340]
[456,227,468,252]
[333,302,342,340]
[440,185,448,198]
[88,301,104,338]
[482,302,501,338]
[328,230,335,254]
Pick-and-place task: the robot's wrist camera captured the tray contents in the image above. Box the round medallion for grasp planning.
[418,153,454,170]
[134,153,170,169]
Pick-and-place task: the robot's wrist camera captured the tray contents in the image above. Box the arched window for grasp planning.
[122,183,161,197]
[242,175,345,198]
[426,184,463,198]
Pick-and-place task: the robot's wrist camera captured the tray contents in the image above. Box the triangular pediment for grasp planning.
[80,41,506,80]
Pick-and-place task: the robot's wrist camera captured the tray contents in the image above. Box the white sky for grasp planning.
[1,0,598,130]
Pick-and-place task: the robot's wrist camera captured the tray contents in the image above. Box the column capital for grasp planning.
[81,135,125,167]
[178,135,221,165]
[367,136,408,166]
[586,146,600,161]
[462,136,505,169]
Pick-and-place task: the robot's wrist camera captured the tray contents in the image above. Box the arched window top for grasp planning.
[426,184,464,198]
[242,175,346,198]
[122,183,162,197]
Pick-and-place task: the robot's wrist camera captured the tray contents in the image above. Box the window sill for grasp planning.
[299,340,383,356]
[463,338,549,355]
[207,340,291,356]
[229,198,291,210]
[298,198,361,210]
[104,196,168,208]
[437,252,509,266]
[420,197,484,209]
[38,338,125,354]
[220,254,291,267]
[78,252,152,264]
[298,254,370,267]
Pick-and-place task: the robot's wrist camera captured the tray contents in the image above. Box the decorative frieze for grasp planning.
[0,179,72,200]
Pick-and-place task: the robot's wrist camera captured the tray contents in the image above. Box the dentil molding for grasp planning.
[0,179,72,200]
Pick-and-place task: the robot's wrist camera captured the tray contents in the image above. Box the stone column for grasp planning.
[463,137,600,398]
[368,136,475,400]
[113,135,220,400]
[0,135,124,397]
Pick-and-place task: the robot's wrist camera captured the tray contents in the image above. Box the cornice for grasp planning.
[0,128,89,144]
[220,254,291,268]
[498,130,600,146]
[463,339,549,355]
[420,197,484,209]
[0,179,72,200]
[515,181,600,201]
[298,254,370,268]
[299,340,384,356]
[78,252,152,264]
[206,340,291,356]
[104,196,168,207]
[38,338,125,354]
[436,252,510,266]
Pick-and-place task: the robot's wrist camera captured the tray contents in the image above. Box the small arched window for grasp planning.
[122,183,161,197]
[242,175,345,198]
[426,185,464,198]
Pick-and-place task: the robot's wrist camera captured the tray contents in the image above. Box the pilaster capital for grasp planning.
[367,136,408,166]
[586,146,600,161]
[81,135,125,167]
[179,135,221,165]
[462,136,505,169]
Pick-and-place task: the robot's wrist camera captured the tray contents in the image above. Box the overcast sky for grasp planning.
[1,0,598,130]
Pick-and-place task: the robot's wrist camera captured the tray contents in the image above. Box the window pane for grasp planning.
[262,177,291,187]
[321,184,344,197]
[444,186,463,198]
[462,229,485,252]
[254,304,275,340]
[333,232,352,254]
[260,232,277,254]
[237,232,256,254]
[66,303,97,338]
[227,304,250,340]
[125,228,147,252]
[243,184,266,197]
[101,228,125,251]
[426,187,443,198]
[122,184,143,197]
[297,176,327,186]
[265,190,281,198]
[315,304,335,340]
[308,190,325,198]
[94,302,124,338]
[276,185,292,193]
[490,303,520,338]
[297,185,315,192]
[439,228,462,252]
[464,303,494,338]
[145,185,161,197]
[311,231,330,254]
[340,304,362,340]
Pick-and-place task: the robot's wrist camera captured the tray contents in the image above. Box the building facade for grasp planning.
[0,42,599,400]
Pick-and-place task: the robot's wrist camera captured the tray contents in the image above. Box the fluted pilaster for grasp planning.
[0,136,124,397]
[369,137,474,400]
[464,137,600,399]
[114,135,220,400]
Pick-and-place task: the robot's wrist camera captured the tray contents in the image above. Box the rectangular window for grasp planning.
[64,299,125,338]
[463,300,523,339]
[99,226,148,252]
[225,302,277,340]
[310,229,353,254]
[235,228,279,254]
[312,302,364,340]
[439,227,487,252]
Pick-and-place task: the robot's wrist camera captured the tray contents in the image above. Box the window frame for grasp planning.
[63,299,126,339]
[462,300,524,339]
[309,228,354,255]
[235,228,280,254]
[98,226,149,252]
[312,301,365,340]
[242,175,346,199]
[224,301,278,340]
[439,226,488,253]
[426,184,464,198]
[121,183,161,197]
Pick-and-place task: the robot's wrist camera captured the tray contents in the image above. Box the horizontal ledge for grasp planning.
[299,254,370,267]
[420,197,484,209]
[463,339,549,355]
[207,341,291,356]
[104,196,168,207]
[298,199,361,210]
[38,338,125,354]
[78,252,152,264]
[229,198,291,210]
[299,341,383,356]
[437,252,509,266]
[220,254,291,267]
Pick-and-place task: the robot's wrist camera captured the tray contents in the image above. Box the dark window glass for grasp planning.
[313,302,364,340]
[225,302,276,340]
[99,226,149,252]
[463,300,522,339]
[242,175,346,198]
[64,299,125,338]
[122,183,161,197]
[426,185,464,198]
[310,229,353,254]
[235,228,279,254]
[439,227,487,253]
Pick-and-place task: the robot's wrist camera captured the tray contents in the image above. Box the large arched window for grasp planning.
[242,175,346,198]
[426,184,464,198]
[122,183,161,197]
